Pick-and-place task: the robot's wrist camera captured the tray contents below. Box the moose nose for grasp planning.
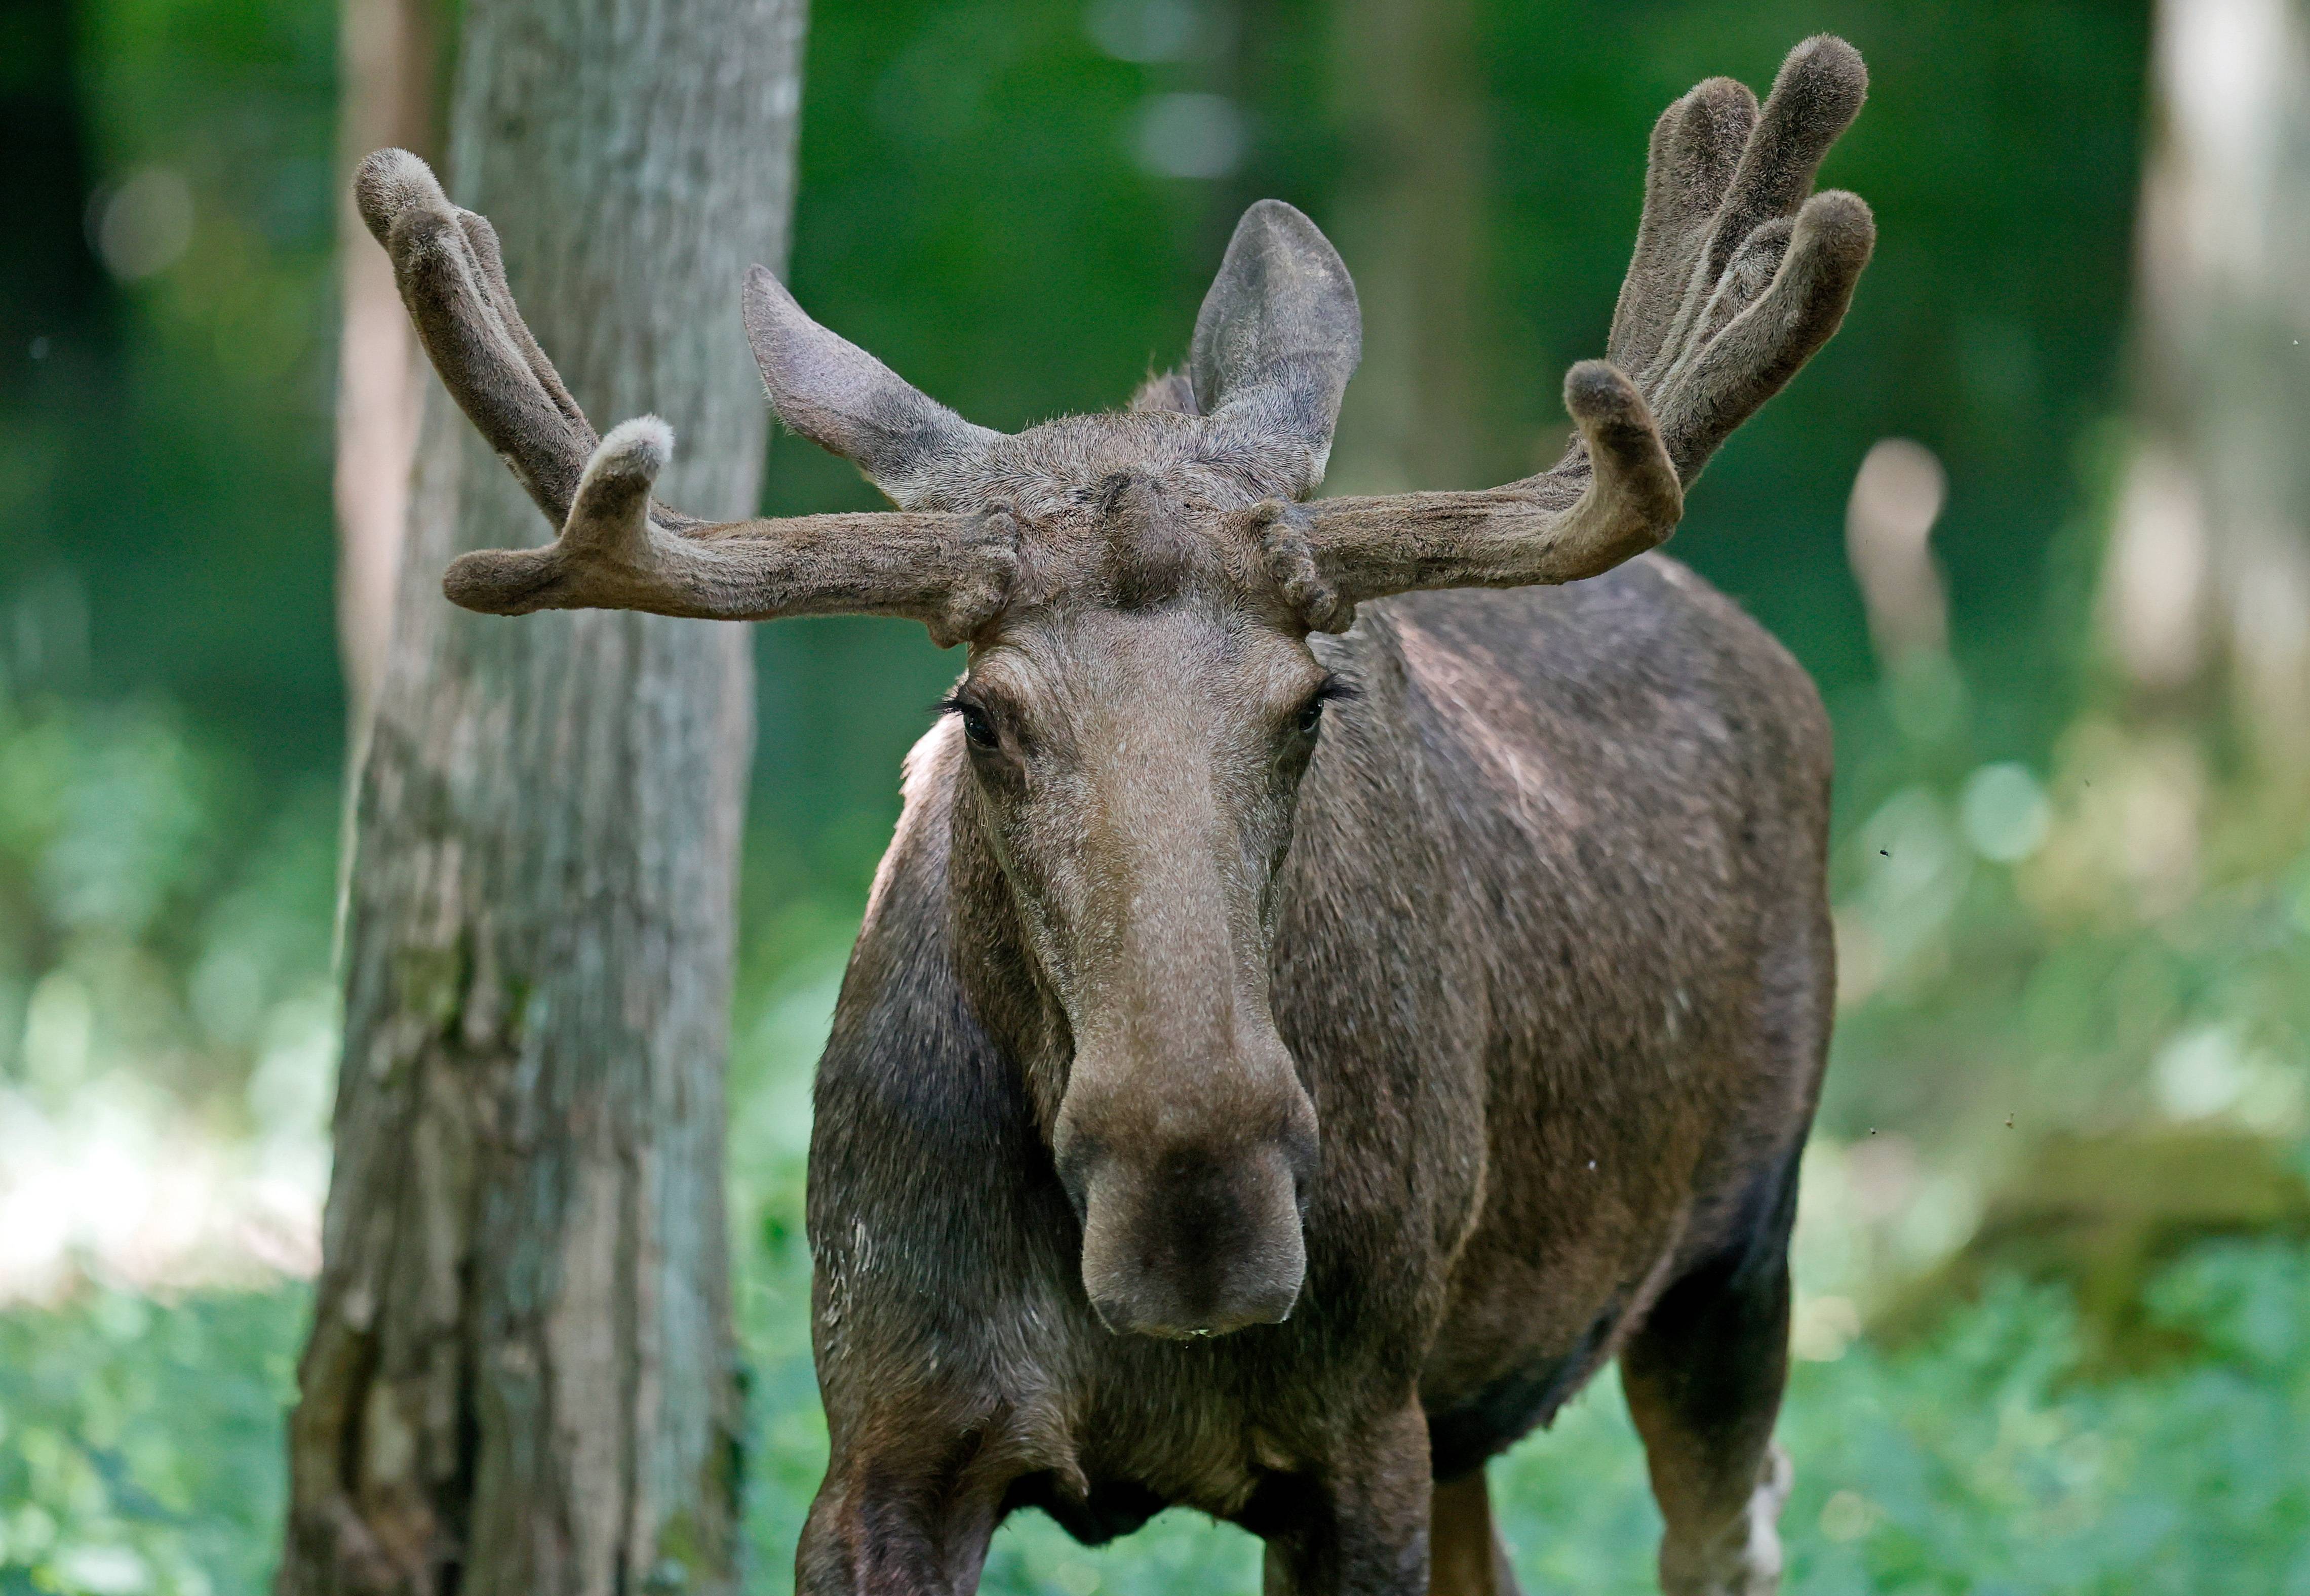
[1075,1138,1308,1340]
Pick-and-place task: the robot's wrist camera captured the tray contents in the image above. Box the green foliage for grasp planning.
[1818,692,2310,1162]
[7,1238,2307,1593]
[0,687,338,1140]
[1772,1248,2310,1594]
[0,1287,305,1596]
[6,0,341,760]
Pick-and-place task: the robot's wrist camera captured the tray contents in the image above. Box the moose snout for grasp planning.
[1055,1012,1320,1340]
[1072,1135,1310,1339]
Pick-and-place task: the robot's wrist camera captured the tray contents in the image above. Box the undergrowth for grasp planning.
[3,1235,2304,1595]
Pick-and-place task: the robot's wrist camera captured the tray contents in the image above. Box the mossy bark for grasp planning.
[280,1,805,1590]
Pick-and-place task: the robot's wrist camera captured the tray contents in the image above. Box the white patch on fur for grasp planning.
[860,715,962,934]
[1662,1443,1793,1596]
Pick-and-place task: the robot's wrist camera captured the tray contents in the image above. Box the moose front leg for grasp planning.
[1427,1470,1520,1596]
[794,1426,1013,1596]
[1254,1403,1434,1596]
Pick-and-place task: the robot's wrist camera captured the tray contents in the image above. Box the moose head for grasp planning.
[357,35,1869,1341]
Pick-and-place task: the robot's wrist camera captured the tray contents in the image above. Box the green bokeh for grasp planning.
[15,0,2310,1590]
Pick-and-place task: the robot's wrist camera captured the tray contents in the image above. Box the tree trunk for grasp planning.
[283,0,805,1591]
[1321,0,1485,494]
[333,0,439,728]
[2103,0,2310,771]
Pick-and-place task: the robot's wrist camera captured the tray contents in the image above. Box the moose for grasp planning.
[357,33,1871,1596]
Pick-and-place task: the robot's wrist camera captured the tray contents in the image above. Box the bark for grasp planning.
[1321,0,1485,494]
[283,1,805,1591]
[2103,0,2310,770]
[334,0,439,727]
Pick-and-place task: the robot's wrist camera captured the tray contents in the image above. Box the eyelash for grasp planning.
[935,694,1000,749]
[1296,674,1359,735]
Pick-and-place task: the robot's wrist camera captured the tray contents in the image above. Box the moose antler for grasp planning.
[355,149,1018,646]
[1291,36,1873,624]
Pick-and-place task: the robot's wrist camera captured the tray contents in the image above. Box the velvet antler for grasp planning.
[1288,36,1873,627]
[355,149,1017,646]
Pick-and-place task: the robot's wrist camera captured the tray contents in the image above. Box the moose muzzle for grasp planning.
[1057,1036,1317,1339]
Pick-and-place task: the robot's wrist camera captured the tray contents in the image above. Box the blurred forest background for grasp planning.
[4,0,2309,1589]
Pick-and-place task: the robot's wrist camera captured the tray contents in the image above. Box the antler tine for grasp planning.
[1286,361,1680,626]
[440,419,1020,647]
[1617,36,1874,482]
[355,148,598,525]
[1266,37,1871,629]
[1649,188,1873,480]
[1608,74,1758,381]
[1699,37,1868,292]
[452,205,592,448]
[357,151,1023,643]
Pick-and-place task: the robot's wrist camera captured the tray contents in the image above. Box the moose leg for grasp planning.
[1256,1403,1434,1596]
[794,1433,1009,1596]
[1427,1470,1520,1596]
[1618,1234,1796,1596]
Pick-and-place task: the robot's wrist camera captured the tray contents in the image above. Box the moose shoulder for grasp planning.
[363,34,1871,1596]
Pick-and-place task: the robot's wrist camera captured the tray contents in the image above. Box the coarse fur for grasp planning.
[806,555,1831,1583]
[366,34,1875,1596]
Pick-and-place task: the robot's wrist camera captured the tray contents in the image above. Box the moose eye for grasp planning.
[1294,674,1357,740]
[957,703,999,750]
[936,692,1001,751]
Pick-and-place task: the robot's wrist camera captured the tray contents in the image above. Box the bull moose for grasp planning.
[357,32,1872,1596]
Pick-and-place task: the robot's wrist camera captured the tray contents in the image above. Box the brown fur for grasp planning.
[369,35,1874,1596]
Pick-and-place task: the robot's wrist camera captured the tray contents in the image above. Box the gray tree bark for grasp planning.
[1321,0,1485,494]
[283,1,806,1591]
[2102,0,2310,771]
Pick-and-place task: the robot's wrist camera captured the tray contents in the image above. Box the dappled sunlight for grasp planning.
[0,1061,325,1304]
[0,691,339,1305]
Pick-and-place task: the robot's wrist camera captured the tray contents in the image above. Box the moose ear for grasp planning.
[742,264,1001,507]
[1190,201,1361,494]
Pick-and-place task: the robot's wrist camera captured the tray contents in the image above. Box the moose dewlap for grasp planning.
[359,32,1872,1596]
